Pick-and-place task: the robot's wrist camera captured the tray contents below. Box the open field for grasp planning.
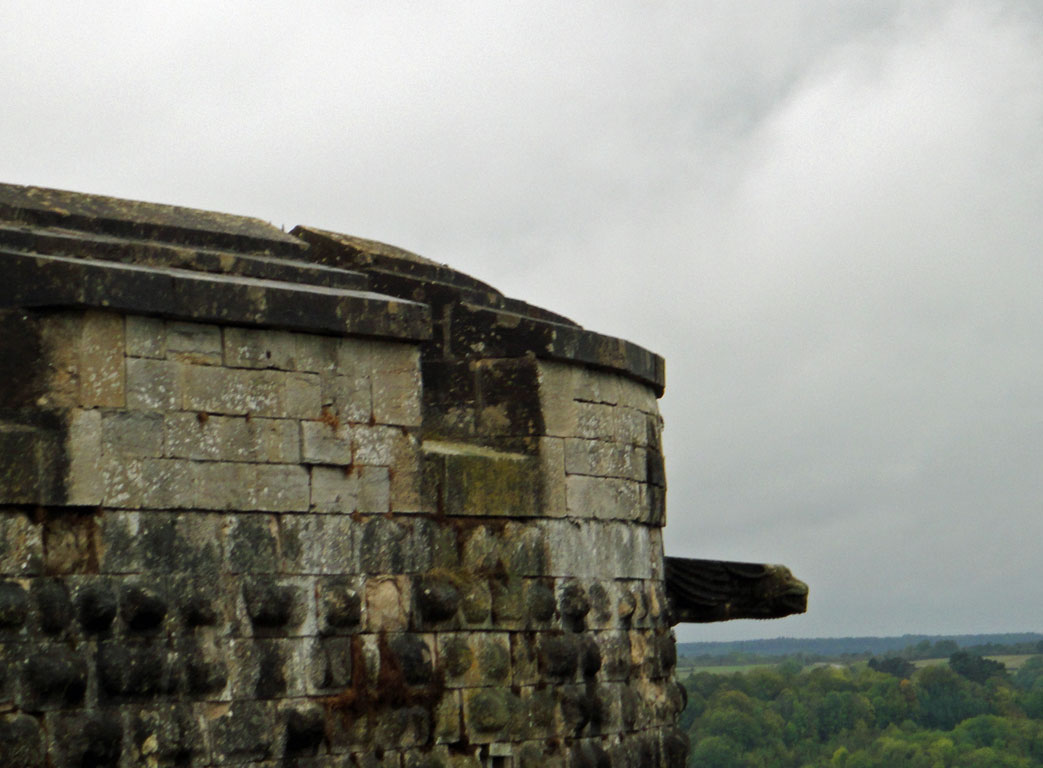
[677,653,1040,677]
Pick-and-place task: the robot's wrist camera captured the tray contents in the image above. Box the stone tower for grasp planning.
[0,183,687,767]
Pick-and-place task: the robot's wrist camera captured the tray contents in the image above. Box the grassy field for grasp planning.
[676,654,1040,677]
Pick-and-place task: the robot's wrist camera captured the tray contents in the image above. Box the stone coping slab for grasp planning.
[0,250,431,341]
[0,182,305,256]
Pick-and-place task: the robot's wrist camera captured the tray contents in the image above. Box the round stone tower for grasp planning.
[0,183,687,768]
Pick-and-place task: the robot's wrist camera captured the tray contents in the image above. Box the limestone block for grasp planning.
[247,463,310,512]
[66,408,104,505]
[462,686,521,743]
[538,437,567,518]
[101,410,164,457]
[124,314,167,359]
[572,368,620,406]
[307,635,354,693]
[207,701,276,764]
[45,710,125,768]
[352,424,398,466]
[565,475,636,521]
[564,438,643,482]
[166,321,222,364]
[230,638,305,699]
[572,401,619,441]
[189,461,247,510]
[372,367,421,427]
[301,420,352,465]
[223,326,297,370]
[281,513,358,575]
[293,333,340,373]
[182,366,281,416]
[126,357,182,411]
[0,714,44,767]
[365,576,409,632]
[79,310,125,407]
[519,685,558,740]
[282,372,322,420]
[0,513,42,577]
[321,371,371,424]
[357,465,390,514]
[310,465,359,514]
[434,690,462,744]
[437,632,511,688]
[227,515,279,574]
[125,705,208,767]
[442,452,538,518]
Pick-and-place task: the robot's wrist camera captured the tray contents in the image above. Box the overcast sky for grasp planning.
[3,1,1041,643]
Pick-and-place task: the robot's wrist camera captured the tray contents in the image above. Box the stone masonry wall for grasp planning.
[0,183,685,768]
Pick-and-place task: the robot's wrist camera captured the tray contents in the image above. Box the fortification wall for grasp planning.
[0,183,686,768]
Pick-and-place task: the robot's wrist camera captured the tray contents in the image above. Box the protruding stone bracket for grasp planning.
[663,555,809,624]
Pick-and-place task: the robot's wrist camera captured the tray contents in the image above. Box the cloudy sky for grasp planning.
[3,1,1041,642]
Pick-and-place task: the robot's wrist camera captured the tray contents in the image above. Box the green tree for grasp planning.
[915,666,987,730]
[688,735,744,768]
[949,652,1006,684]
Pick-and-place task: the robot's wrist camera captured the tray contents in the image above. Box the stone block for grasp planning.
[438,632,511,688]
[443,452,538,518]
[537,437,566,517]
[182,366,280,416]
[0,513,43,577]
[248,463,310,512]
[167,321,222,364]
[242,579,307,635]
[462,687,521,743]
[230,638,303,699]
[565,475,641,522]
[372,367,421,427]
[101,411,164,457]
[293,333,340,373]
[45,711,124,768]
[434,690,462,744]
[281,513,358,575]
[357,465,390,514]
[320,371,371,424]
[124,314,167,358]
[365,576,409,633]
[41,509,99,576]
[126,704,208,767]
[282,372,322,419]
[316,576,363,634]
[307,635,354,692]
[228,516,279,574]
[223,326,297,370]
[563,438,642,481]
[79,310,125,407]
[126,357,181,411]
[66,408,104,505]
[32,578,73,635]
[96,641,171,699]
[18,644,89,710]
[301,420,352,465]
[208,701,275,764]
[281,702,326,757]
[119,581,169,633]
[0,714,44,768]
[474,358,541,437]
[309,465,358,514]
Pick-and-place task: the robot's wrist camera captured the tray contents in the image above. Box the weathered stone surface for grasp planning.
[76,581,117,633]
[20,647,88,710]
[0,713,44,768]
[0,183,699,767]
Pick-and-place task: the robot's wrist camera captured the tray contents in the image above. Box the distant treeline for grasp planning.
[677,633,1043,664]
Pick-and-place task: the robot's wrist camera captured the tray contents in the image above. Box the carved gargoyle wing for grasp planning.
[664,556,808,624]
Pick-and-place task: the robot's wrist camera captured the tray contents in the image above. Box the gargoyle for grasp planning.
[664,556,808,624]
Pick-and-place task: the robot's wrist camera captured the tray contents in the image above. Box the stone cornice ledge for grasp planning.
[0,249,431,341]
